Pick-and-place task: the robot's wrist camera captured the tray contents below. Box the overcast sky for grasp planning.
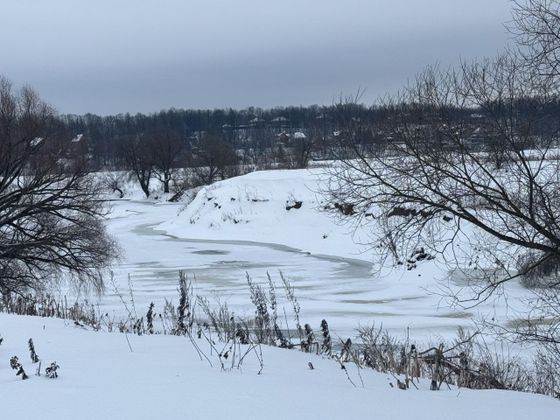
[0,0,512,115]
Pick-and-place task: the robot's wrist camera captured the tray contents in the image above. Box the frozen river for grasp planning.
[80,199,527,339]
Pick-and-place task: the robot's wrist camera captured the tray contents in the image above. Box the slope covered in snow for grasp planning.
[1,314,558,420]
[161,168,370,260]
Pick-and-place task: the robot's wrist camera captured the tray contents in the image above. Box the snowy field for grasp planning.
[1,313,558,420]
[66,168,534,341]
[3,168,558,419]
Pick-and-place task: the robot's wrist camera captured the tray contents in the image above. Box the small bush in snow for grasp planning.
[247,273,272,344]
[285,200,302,211]
[280,272,303,341]
[174,272,193,335]
[320,319,332,355]
[266,273,291,348]
[45,362,60,379]
[146,302,154,334]
[9,356,29,380]
[340,338,352,363]
[302,324,318,354]
[28,338,39,363]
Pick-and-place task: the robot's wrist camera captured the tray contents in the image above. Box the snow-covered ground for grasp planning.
[1,313,558,420]
[3,168,557,419]
[74,168,533,341]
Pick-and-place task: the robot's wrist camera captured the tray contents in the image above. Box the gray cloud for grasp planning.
[0,0,512,114]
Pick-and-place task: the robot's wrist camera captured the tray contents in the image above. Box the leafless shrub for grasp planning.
[28,338,39,363]
[266,273,290,347]
[534,346,560,397]
[348,324,559,396]
[146,302,154,334]
[101,171,127,198]
[10,356,29,380]
[174,272,194,335]
[45,362,59,379]
[197,296,237,342]
[357,324,402,373]
[518,251,560,288]
[246,273,272,344]
[301,324,318,354]
[280,272,303,341]
[320,319,332,355]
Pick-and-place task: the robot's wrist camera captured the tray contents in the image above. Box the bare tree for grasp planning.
[149,128,184,193]
[0,77,118,296]
[291,132,314,169]
[328,55,557,300]
[327,0,560,391]
[192,134,238,184]
[511,0,560,78]
[101,171,127,198]
[119,134,154,198]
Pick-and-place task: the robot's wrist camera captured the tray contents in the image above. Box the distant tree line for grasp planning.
[56,98,560,199]
[59,104,379,170]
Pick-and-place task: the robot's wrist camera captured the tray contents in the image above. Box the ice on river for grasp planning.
[71,169,531,340]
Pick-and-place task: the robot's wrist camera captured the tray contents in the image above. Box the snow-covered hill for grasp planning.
[1,314,558,420]
[161,168,370,260]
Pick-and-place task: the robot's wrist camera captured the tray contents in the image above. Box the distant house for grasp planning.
[71,133,84,143]
[465,126,487,150]
[249,117,265,127]
[271,116,290,128]
[68,133,90,158]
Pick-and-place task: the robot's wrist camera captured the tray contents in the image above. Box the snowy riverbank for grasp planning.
[1,313,558,420]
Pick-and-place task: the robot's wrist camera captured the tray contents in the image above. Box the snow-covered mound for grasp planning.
[162,169,370,261]
[1,314,558,420]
